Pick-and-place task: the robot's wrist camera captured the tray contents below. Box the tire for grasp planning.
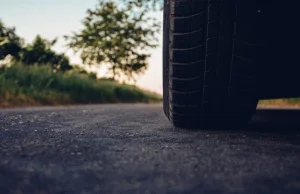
[163,0,261,128]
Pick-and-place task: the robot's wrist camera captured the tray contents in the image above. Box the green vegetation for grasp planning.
[65,0,161,81]
[259,99,300,107]
[0,20,23,60]
[21,35,72,71]
[0,64,161,108]
[1,21,72,72]
[0,0,163,107]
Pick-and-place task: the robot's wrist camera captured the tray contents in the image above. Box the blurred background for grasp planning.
[0,0,163,107]
[0,0,298,108]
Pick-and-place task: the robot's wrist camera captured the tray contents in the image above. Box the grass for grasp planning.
[258,98,300,107]
[0,64,162,108]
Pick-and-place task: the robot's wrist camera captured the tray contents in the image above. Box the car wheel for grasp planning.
[163,0,261,128]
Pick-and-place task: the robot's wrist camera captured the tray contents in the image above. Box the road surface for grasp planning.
[0,104,299,194]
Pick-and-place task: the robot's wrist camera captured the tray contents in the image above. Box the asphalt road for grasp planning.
[0,104,299,194]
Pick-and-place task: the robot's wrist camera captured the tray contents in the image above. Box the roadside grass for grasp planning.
[0,64,162,108]
[258,98,300,107]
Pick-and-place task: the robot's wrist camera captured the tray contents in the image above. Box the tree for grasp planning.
[0,20,72,72]
[21,35,72,71]
[0,20,23,61]
[65,0,162,81]
[123,0,163,11]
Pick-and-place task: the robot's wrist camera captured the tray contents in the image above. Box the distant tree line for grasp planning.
[0,21,72,72]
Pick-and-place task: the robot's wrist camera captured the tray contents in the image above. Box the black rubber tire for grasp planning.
[163,0,261,129]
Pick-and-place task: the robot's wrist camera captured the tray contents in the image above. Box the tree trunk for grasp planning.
[112,66,116,81]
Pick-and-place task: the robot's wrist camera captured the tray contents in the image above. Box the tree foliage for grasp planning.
[21,35,72,71]
[0,20,72,72]
[65,0,162,81]
[0,20,23,60]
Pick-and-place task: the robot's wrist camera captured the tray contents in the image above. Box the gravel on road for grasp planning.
[0,104,299,194]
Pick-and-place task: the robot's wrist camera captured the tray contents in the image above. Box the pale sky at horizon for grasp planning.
[0,0,163,94]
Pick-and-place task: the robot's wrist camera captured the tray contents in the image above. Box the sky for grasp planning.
[0,0,163,94]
